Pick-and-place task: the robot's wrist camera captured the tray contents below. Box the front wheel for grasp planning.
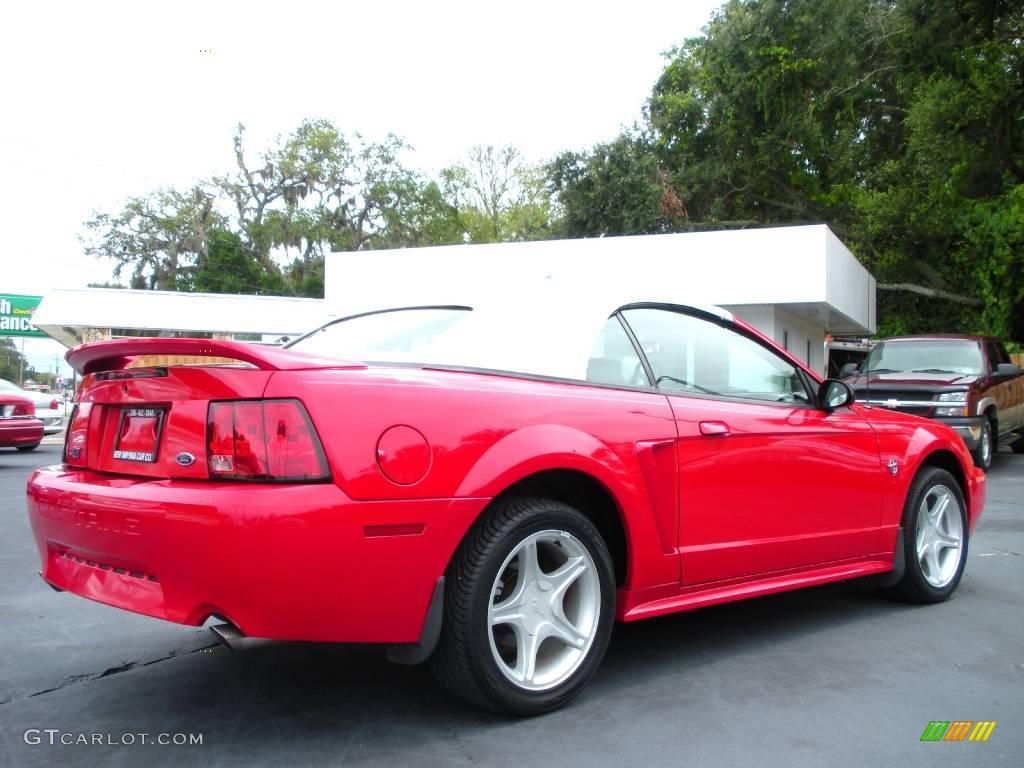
[886,467,968,603]
[971,419,993,471]
[430,497,615,716]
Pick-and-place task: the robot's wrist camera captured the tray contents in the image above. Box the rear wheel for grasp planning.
[430,497,615,716]
[16,443,40,452]
[971,418,993,471]
[885,467,968,603]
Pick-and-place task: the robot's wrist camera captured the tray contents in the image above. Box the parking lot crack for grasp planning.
[0,643,220,706]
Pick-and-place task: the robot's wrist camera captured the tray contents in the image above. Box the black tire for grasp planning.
[971,418,993,472]
[886,467,968,603]
[16,443,40,452]
[430,497,615,716]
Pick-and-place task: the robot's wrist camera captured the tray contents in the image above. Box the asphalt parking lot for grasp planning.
[1,444,1021,767]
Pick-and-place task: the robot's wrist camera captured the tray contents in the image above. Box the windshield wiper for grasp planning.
[865,367,901,374]
[910,368,959,374]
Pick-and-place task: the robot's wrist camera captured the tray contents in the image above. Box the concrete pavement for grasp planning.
[1,444,1021,767]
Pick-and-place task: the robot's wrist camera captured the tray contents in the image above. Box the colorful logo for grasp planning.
[920,721,997,742]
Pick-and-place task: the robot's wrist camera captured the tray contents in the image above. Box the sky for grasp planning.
[0,0,723,379]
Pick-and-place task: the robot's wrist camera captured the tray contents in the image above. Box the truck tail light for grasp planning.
[207,399,330,482]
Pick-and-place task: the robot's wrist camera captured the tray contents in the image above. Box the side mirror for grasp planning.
[818,379,855,411]
[839,362,859,378]
[994,362,1020,378]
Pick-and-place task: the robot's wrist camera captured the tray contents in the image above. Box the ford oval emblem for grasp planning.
[175,452,196,467]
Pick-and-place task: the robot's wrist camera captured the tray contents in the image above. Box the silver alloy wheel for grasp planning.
[915,484,964,588]
[487,529,601,692]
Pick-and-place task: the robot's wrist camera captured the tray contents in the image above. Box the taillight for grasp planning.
[12,401,35,417]
[49,399,59,410]
[207,399,330,482]
[65,403,92,466]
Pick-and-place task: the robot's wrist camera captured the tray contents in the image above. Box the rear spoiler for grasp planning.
[66,338,365,375]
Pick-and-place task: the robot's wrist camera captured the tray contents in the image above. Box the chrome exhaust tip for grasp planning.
[209,622,272,651]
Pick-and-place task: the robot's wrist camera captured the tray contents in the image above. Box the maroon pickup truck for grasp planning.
[842,335,1024,471]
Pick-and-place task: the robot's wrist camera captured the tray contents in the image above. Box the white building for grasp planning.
[321,225,875,376]
[30,289,329,348]
[31,225,874,377]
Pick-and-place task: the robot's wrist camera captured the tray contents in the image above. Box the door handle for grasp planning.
[699,420,730,437]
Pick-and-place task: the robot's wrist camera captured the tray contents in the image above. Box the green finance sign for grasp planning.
[0,294,46,337]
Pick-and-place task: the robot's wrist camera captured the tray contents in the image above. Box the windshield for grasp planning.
[862,340,984,375]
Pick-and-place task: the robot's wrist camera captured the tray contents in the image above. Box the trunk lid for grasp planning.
[65,338,362,479]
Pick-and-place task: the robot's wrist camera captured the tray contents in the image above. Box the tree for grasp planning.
[86,120,461,298]
[442,145,555,243]
[869,0,1024,336]
[83,187,221,290]
[0,338,34,385]
[179,228,286,294]
[214,120,448,292]
[554,0,1024,337]
[549,133,688,237]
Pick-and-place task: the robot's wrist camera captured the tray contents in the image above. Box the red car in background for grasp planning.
[1,392,43,451]
[26,295,985,715]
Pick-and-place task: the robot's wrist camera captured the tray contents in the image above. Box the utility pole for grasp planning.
[19,337,25,386]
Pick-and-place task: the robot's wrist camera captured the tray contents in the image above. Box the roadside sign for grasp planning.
[0,294,46,338]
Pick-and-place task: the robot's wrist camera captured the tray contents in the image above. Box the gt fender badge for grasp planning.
[175,452,196,467]
[887,458,899,477]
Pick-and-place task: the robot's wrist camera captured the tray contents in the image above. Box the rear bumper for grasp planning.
[26,466,487,643]
[0,419,44,447]
[40,417,65,434]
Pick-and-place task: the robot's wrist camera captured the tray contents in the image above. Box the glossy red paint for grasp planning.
[670,395,884,584]
[376,425,432,485]
[1,393,44,449]
[27,324,985,646]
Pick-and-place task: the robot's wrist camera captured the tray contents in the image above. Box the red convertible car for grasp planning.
[1,392,43,451]
[27,296,985,715]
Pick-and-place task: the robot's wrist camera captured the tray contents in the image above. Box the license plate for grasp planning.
[113,407,164,462]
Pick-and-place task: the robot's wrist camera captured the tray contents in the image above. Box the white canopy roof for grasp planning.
[324,224,875,334]
[30,288,329,347]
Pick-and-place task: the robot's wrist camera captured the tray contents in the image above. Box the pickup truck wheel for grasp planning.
[886,467,968,604]
[971,419,993,471]
[430,497,615,716]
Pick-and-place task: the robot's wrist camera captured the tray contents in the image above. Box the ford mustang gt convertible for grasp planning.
[26,295,985,715]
